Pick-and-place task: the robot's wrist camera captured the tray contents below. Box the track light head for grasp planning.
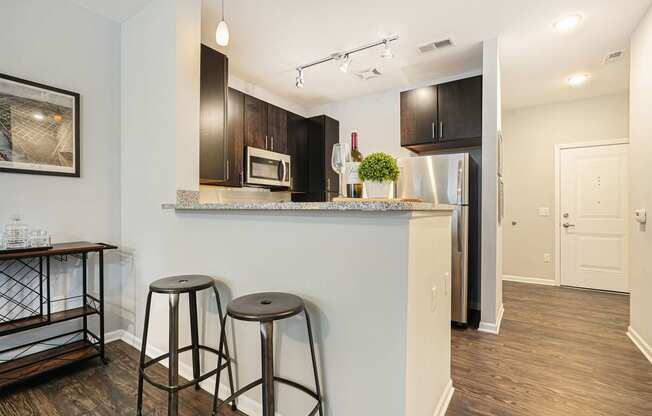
[339,54,352,73]
[295,68,304,88]
[380,40,393,59]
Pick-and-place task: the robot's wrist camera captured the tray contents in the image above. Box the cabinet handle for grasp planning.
[240,171,244,186]
[327,178,331,190]
[226,159,230,180]
[439,121,443,139]
[265,135,268,149]
[432,122,435,140]
[271,136,274,151]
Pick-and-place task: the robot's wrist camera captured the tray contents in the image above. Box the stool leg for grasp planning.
[189,291,201,390]
[305,309,324,416]
[212,286,237,411]
[212,313,228,416]
[261,321,275,416]
[137,291,153,416]
[169,293,180,416]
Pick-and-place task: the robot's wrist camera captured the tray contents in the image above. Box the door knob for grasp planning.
[562,222,575,228]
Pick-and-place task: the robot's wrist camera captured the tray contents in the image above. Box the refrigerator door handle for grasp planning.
[457,159,464,204]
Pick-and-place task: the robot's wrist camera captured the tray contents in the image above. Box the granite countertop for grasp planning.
[163,200,453,212]
[162,190,454,212]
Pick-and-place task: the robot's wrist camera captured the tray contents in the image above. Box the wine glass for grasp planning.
[331,143,351,198]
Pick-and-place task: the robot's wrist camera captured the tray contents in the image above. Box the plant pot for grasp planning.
[364,181,394,199]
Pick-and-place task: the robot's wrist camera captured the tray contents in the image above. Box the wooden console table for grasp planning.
[0,242,117,389]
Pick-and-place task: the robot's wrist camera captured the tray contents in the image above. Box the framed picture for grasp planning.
[0,73,80,177]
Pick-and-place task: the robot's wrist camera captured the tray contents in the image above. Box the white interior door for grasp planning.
[560,144,629,292]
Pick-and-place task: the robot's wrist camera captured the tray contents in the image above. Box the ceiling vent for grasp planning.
[354,68,382,81]
[603,50,625,64]
[418,38,455,54]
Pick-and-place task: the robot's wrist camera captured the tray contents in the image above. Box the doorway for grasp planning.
[555,140,629,292]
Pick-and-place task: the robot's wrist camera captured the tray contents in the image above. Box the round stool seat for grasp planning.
[150,274,215,294]
[227,292,305,322]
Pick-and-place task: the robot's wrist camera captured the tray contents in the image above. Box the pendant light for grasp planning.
[216,0,229,46]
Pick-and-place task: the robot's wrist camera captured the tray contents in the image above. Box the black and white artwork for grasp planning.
[0,73,80,177]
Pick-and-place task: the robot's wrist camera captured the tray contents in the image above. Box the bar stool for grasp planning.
[136,275,236,416]
[212,292,323,416]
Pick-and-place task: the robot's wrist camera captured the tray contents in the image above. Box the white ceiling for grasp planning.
[69,0,651,110]
[67,0,152,23]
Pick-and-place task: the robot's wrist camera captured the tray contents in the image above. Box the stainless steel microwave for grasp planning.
[245,146,291,188]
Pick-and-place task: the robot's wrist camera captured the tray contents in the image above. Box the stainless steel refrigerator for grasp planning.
[397,153,479,326]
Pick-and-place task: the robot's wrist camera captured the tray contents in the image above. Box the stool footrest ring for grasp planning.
[141,344,231,393]
[215,376,322,414]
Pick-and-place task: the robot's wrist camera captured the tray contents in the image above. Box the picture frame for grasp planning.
[0,73,80,177]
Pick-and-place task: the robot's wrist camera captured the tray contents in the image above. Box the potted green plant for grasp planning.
[358,152,400,198]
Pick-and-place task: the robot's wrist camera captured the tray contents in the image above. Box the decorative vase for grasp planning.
[364,181,394,199]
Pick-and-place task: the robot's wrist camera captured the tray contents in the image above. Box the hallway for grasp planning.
[448,281,652,415]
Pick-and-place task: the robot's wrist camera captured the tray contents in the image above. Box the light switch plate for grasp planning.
[543,253,552,263]
[538,207,550,217]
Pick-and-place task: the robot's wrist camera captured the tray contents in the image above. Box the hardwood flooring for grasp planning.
[447,282,652,416]
[0,282,650,415]
[0,341,242,416]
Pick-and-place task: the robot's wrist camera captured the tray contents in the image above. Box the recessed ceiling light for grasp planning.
[567,73,591,87]
[554,14,583,32]
[33,113,44,120]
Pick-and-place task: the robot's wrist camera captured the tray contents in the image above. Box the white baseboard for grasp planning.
[478,303,504,335]
[627,326,652,365]
[503,274,556,286]
[433,379,454,416]
[106,330,283,416]
[105,329,126,344]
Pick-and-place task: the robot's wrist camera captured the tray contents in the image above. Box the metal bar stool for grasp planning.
[212,292,323,416]
[136,275,237,416]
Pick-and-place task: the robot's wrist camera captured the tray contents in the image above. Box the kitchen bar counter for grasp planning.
[163,189,454,212]
[148,189,455,416]
[163,200,453,212]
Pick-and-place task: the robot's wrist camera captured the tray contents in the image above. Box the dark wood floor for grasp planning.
[0,341,242,416]
[1,282,650,415]
[448,281,652,416]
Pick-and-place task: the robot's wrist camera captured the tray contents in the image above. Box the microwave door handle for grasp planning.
[282,161,288,182]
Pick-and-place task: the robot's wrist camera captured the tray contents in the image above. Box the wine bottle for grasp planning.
[346,131,363,198]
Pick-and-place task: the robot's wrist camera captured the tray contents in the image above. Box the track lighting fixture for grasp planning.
[339,54,352,73]
[296,68,304,88]
[294,35,399,88]
[380,40,393,59]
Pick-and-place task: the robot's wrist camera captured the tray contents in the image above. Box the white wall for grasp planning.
[478,39,503,333]
[309,70,481,157]
[0,0,123,342]
[501,94,630,283]
[628,5,652,359]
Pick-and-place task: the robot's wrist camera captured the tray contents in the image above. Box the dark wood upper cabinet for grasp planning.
[267,104,287,154]
[437,75,483,143]
[244,94,267,150]
[199,44,228,184]
[400,85,438,147]
[224,87,244,187]
[305,115,339,195]
[287,112,308,193]
[400,76,482,153]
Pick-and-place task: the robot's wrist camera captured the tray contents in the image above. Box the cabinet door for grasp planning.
[244,94,267,149]
[323,116,340,193]
[224,88,244,187]
[267,104,288,154]
[287,112,308,193]
[400,85,438,146]
[437,76,482,142]
[199,45,228,184]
